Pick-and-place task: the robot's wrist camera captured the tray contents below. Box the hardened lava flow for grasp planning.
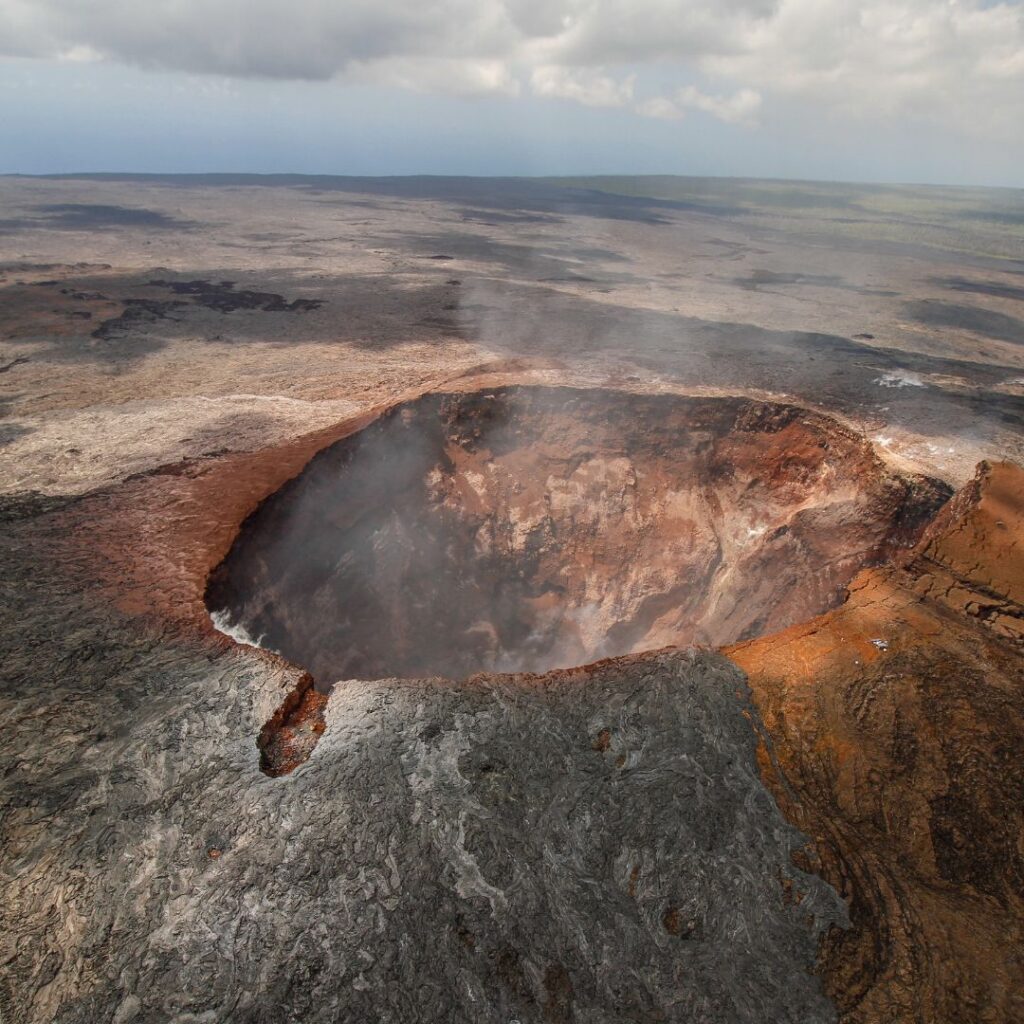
[205,386,950,772]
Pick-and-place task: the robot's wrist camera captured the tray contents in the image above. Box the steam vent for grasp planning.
[207,387,949,687]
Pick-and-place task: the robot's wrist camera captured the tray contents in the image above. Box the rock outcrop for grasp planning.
[729,461,1024,1023]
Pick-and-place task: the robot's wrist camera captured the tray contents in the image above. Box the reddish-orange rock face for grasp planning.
[256,673,328,777]
[728,460,1024,1023]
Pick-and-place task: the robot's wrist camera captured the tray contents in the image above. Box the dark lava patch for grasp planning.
[91,279,324,342]
[930,275,1024,303]
[905,298,1024,345]
[149,279,324,313]
[0,203,196,233]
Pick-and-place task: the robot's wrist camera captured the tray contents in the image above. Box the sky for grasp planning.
[1,0,1023,187]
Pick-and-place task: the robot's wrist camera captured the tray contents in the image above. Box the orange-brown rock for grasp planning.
[257,672,328,777]
[727,460,1024,1024]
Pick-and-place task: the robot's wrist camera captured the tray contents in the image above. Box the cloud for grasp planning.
[537,0,776,66]
[678,85,761,125]
[0,0,518,80]
[0,0,1021,136]
[703,0,1024,133]
[531,65,634,107]
[361,57,522,98]
[635,96,685,121]
[636,85,762,124]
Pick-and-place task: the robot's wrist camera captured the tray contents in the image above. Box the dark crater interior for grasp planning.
[206,387,950,688]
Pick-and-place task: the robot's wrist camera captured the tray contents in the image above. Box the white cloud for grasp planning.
[531,65,634,107]
[540,0,776,66]
[705,0,1024,133]
[635,96,685,121]
[361,57,521,97]
[677,85,762,125]
[636,85,762,124]
[0,0,1021,135]
[56,44,103,64]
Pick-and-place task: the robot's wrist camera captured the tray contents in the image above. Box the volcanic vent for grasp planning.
[207,387,949,688]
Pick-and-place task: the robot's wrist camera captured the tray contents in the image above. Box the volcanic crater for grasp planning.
[206,387,950,690]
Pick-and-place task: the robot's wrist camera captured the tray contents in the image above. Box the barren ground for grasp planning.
[1,175,1022,1024]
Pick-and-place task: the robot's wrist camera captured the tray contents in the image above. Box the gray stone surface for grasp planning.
[0,499,846,1023]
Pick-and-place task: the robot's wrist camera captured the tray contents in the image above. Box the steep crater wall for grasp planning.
[206,387,950,688]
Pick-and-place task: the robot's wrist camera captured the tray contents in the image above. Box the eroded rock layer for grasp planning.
[729,461,1024,1023]
[207,387,949,686]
